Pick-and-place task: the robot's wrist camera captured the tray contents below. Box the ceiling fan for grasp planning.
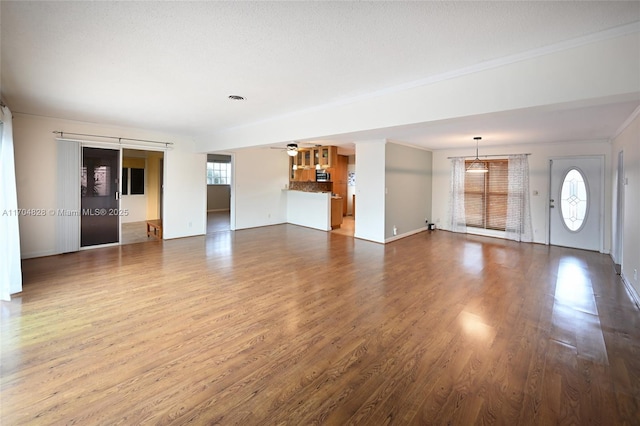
[270,141,315,156]
[284,143,298,157]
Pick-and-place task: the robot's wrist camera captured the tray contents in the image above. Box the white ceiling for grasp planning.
[2,1,639,151]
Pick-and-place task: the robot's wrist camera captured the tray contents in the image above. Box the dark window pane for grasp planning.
[122,168,129,195]
[130,168,145,195]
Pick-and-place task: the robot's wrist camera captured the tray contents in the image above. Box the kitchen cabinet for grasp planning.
[331,197,343,229]
[292,149,313,169]
[302,168,315,182]
[289,146,338,182]
[289,163,316,181]
[330,154,349,215]
[316,146,337,168]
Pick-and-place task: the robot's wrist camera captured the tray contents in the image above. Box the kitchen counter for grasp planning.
[285,190,331,231]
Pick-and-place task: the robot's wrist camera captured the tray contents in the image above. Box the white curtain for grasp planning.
[505,154,533,242]
[0,105,23,301]
[449,158,467,233]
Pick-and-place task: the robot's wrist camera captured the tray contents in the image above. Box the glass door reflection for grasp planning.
[81,147,120,247]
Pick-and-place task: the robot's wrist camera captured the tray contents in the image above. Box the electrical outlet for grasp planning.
[393,226,397,236]
[634,269,638,281]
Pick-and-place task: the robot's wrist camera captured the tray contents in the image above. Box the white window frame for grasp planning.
[207,161,231,185]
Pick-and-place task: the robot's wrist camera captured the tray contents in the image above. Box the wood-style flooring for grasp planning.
[120,211,231,246]
[207,211,231,235]
[331,215,355,237]
[121,221,152,245]
[2,226,639,424]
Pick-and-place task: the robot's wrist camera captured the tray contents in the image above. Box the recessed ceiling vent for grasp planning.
[228,95,245,101]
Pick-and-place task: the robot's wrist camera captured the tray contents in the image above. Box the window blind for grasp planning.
[464,159,508,231]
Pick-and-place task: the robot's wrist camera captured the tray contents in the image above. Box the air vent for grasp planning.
[228,95,245,101]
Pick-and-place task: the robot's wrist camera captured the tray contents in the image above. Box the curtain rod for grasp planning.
[52,131,173,146]
[447,153,531,159]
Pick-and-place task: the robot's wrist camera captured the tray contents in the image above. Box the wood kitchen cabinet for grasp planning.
[316,146,337,168]
[330,154,349,215]
[292,149,313,169]
[289,161,316,181]
[289,146,338,182]
[331,197,343,229]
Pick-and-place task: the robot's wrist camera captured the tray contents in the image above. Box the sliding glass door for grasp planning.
[81,147,120,247]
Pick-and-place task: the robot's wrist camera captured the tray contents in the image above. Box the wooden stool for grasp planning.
[146,219,163,240]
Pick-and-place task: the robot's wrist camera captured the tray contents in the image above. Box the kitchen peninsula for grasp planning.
[285,190,342,231]
[286,145,346,232]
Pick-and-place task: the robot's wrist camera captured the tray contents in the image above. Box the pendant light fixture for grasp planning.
[466,136,488,173]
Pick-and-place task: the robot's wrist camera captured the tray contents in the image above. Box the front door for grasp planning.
[81,147,120,247]
[549,156,603,251]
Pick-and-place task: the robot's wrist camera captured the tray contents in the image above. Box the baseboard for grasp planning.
[21,249,57,260]
[608,253,622,274]
[385,226,428,243]
[207,209,230,213]
[621,273,640,310]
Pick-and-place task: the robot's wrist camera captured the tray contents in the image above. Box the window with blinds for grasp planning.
[464,160,508,230]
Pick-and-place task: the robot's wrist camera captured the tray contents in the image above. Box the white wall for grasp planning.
[385,142,432,240]
[354,140,386,243]
[163,148,207,239]
[431,140,612,250]
[232,147,288,230]
[12,113,205,258]
[120,195,147,223]
[611,111,640,298]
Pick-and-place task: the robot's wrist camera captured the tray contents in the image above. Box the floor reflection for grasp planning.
[554,257,597,314]
[205,231,233,261]
[551,255,608,364]
[462,241,484,274]
[207,211,230,234]
[457,310,496,345]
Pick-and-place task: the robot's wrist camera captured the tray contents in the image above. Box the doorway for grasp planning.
[120,149,164,245]
[331,153,355,237]
[206,154,231,234]
[549,156,603,251]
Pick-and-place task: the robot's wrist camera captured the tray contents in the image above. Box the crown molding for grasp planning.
[223,21,640,133]
[612,103,640,141]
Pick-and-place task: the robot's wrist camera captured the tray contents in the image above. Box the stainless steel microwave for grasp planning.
[316,170,330,182]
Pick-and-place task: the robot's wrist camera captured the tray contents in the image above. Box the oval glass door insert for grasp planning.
[560,168,588,231]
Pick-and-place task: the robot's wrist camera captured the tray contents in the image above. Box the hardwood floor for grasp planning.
[121,221,155,245]
[331,215,354,237]
[2,226,639,424]
[207,211,230,234]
